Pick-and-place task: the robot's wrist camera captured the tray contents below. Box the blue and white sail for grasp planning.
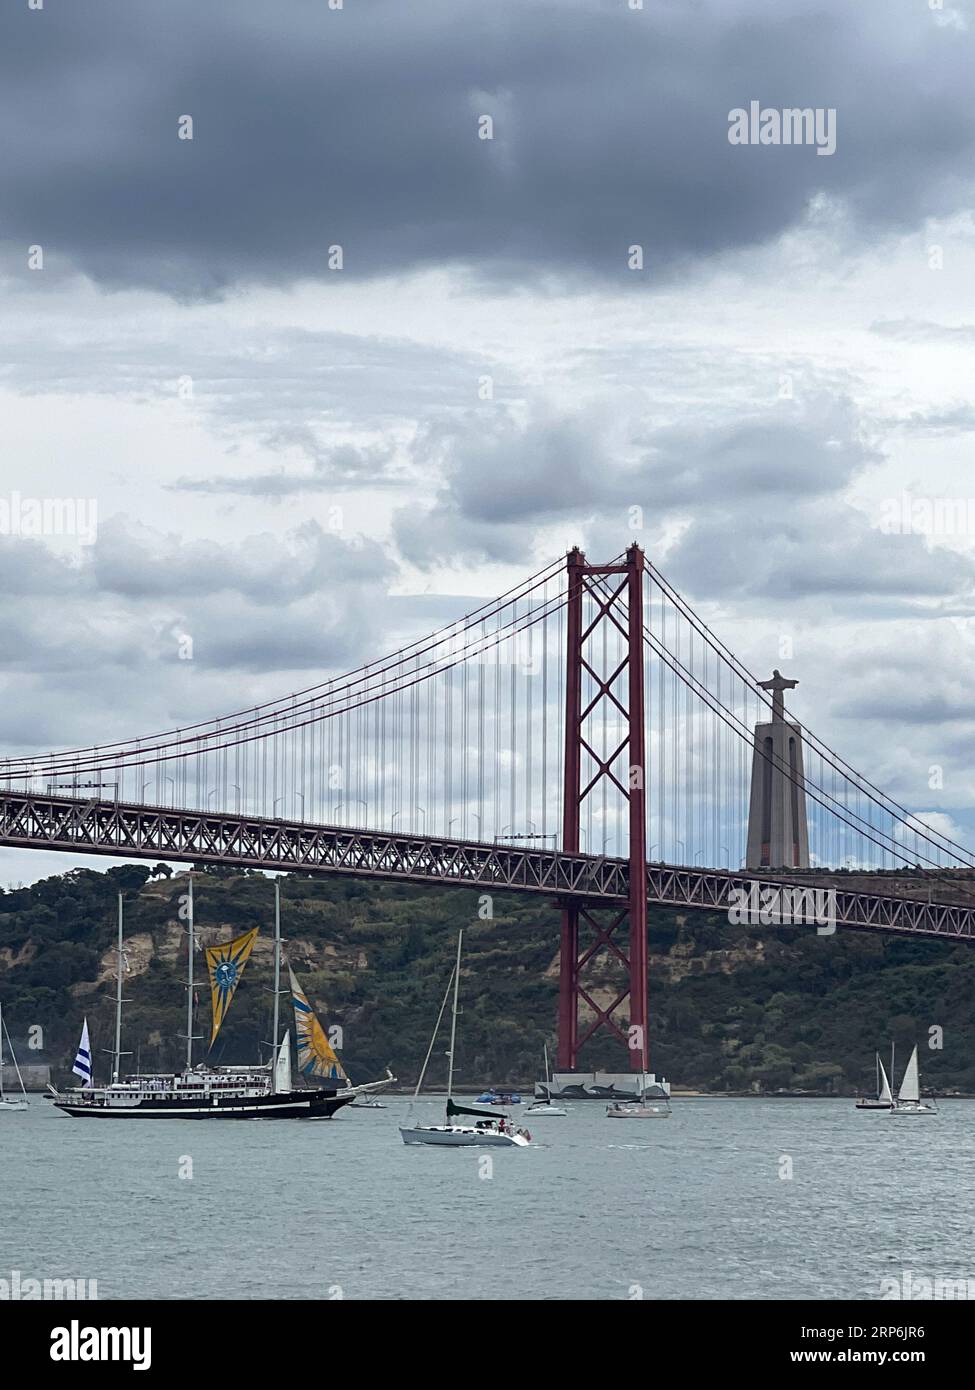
[72,1018,94,1088]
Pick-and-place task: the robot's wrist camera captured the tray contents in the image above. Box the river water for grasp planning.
[3,1096,972,1300]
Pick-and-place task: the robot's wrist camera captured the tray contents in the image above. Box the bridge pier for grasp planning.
[557,907,579,1068]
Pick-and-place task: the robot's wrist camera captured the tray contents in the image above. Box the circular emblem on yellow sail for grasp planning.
[205,928,259,1047]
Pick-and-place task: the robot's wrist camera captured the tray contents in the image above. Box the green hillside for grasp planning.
[1,863,973,1095]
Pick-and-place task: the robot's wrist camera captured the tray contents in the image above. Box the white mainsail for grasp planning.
[898,1045,920,1103]
[273,1028,293,1093]
[0,1003,30,1107]
[877,1056,893,1105]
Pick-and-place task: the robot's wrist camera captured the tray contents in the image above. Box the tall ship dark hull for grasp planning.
[56,875,394,1123]
[53,1086,352,1120]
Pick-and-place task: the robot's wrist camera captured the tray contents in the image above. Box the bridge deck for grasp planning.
[1,792,973,944]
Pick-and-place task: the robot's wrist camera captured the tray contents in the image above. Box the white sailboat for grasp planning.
[606,1062,671,1119]
[855,1050,894,1110]
[526,1045,567,1116]
[400,930,531,1147]
[890,1044,937,1116]
[0,1002,30,1111]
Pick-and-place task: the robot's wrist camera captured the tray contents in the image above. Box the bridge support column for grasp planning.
[557,907,579,1070]
[626,546,649,1074]
[558,546,584,1071]
[558,544,649,1074]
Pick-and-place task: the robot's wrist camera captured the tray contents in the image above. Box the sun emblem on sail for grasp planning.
[205,928,259,1046]
[288,965,348,1082]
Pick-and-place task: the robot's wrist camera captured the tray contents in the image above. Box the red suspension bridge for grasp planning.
[3,547,975,1073]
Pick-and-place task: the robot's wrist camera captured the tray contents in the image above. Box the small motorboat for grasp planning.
[476,1089,521,1106]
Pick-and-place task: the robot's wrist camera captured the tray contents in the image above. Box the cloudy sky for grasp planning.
[2,0,975,885]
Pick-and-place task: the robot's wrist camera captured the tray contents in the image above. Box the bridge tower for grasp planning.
[558,544,648,1075]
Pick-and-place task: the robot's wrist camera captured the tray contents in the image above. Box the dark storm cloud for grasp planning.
[1,0,972,295]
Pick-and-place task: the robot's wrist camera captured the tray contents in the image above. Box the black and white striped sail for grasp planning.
[71,1017,93,1087]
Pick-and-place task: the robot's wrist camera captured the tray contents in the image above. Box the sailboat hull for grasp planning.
[399,1124,529,1147]
[53,1089,353,1120]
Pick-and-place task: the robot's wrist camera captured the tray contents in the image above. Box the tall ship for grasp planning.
[50,878,392,1120]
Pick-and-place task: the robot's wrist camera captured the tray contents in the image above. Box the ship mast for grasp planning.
[186,875,195,1070]
[113,892,124,1081]
[445,929,463,1117]
[272,879,282,1077]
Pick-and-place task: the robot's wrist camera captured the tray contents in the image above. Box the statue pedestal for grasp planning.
[745,718,810,869]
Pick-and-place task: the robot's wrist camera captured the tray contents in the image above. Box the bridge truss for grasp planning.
[2,790,973,945]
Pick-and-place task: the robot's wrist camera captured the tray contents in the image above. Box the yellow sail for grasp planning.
[205,928,259,1047]
[288,965,348,1083]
